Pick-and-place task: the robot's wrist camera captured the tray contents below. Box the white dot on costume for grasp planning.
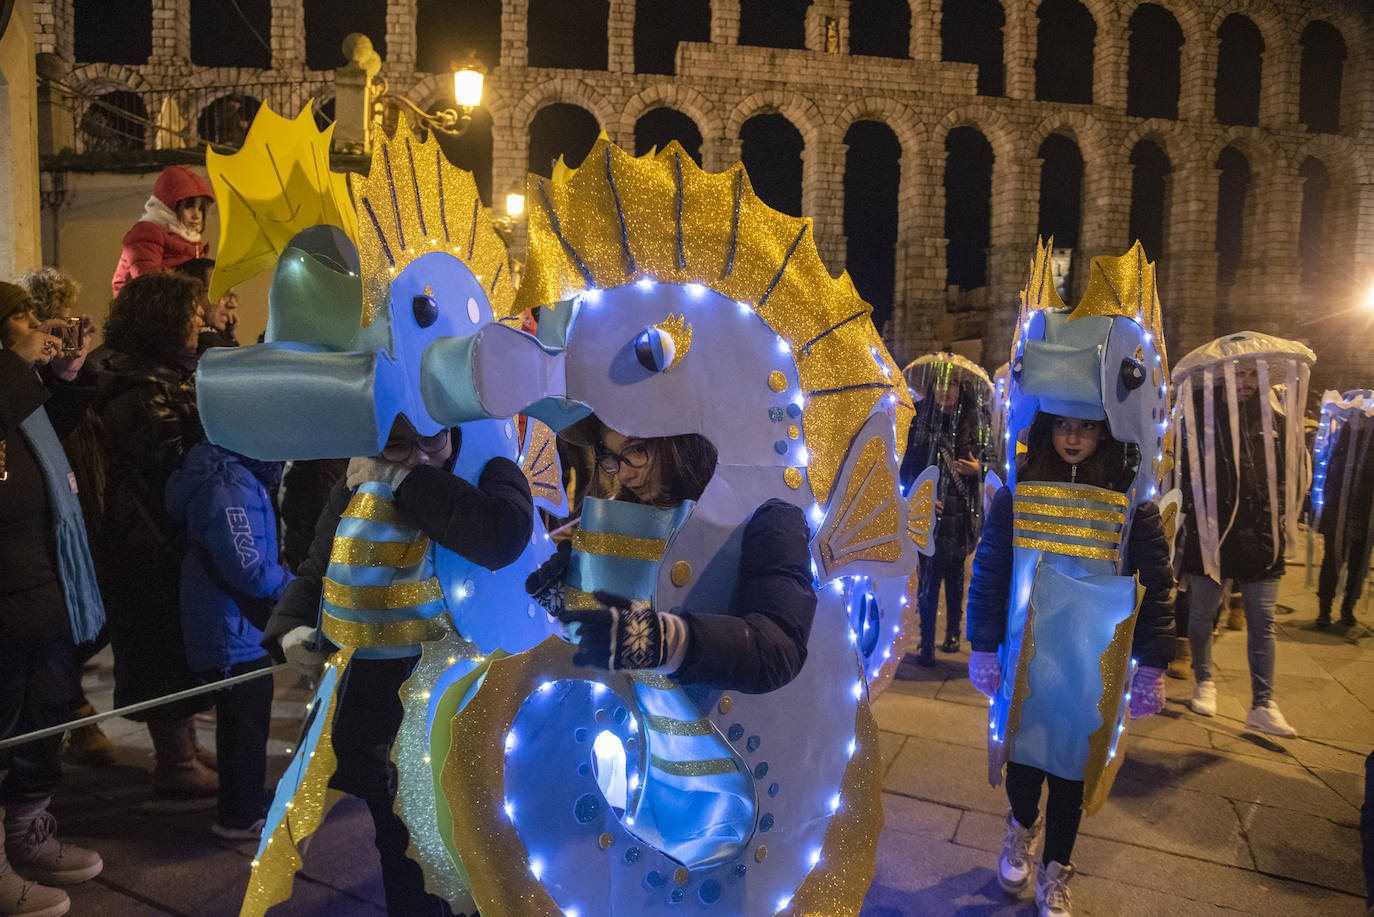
[635,278,654,291]
[850,682,862,700]
[466,297,480,323]
[423,754,431,763]
[808,848,821,867]
[505,732,517,752]
[809,505,823,525]
[582,288,602,304]
[686,283,705,298]
[421,691,430,700]
[778,895,793,910]
[846,739,856,758]
[591,682,607,697]
[284,748,293,754]
[448,656,457,664]
[504,801,514,819]
[530,858,544,880]
[737,300,752,313]
[797,447,810,464]
[776,338,789,354]
[829,793,841,813]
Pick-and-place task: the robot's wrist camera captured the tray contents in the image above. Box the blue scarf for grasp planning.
[19,404,105,643]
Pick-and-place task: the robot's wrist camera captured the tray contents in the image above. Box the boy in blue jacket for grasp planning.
[166,441,292,838]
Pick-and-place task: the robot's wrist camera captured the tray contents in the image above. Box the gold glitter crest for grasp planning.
[652,313,692,371]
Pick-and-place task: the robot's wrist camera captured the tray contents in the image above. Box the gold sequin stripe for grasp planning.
[563,587,602,611]
[629,671,677,690]
[1016,483,1128,508]
[329,535,430,568]
[644,714,715,737]
[1012,535,1119,562]
[322,576,444,610]
[1013,500,1125,524]
[648,753,739,777]
[321,609,452,648]
[343,491,408,526]
[1014,519,1121,544]
[570,529,668,562]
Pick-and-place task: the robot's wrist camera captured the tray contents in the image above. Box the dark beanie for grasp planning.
[0,281,33,325]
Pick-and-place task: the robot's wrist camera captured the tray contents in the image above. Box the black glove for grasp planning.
[525,539,572,617]
[559,590,670,671]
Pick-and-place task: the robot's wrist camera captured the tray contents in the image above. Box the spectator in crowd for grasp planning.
[92,272,218,801]
[277,458,348,574]
[166,441,291,840]
[16,266,118,768]
[110,165,214,297]
[1315,412,1374,629]
[173,259,238,353]
[0,281,105,916]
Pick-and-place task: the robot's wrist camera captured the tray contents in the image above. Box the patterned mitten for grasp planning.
[1129,666,1167,718]
[559,590,684,671]
[968,650,1002,698]
[525,539,572,618]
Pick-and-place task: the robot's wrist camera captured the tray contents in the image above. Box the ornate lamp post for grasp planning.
[370,48,486,138]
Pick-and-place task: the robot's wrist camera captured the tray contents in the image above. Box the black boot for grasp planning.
[1338,598,1357,626]
[1316,598,1332,629]
[940,632,961,653]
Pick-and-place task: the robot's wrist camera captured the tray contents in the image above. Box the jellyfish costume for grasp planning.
[1311,390,1374,619]
[192,111,562,915]
[988,239,1172,813]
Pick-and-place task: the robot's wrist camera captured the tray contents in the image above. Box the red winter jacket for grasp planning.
[110,166,214,297]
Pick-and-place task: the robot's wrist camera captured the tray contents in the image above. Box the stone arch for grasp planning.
[1119,119,1203,172]
[619,83,724,151]
[932,103,1020,167]
[726,90,823,152]
[1116,0,1206,46]
[1294,133,1368,187]
[1027,111,1112,173]
[69,63,152,97]
[1207,0,1289,50]
[507,78,617,140]
[1204,128,1288,178]
[836,97,928,156]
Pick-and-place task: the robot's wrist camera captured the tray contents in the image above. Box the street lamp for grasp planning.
[371,48,486,137]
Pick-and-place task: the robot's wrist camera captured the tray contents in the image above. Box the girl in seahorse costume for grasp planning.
[414,138,925,916]
[965,240,1177,917]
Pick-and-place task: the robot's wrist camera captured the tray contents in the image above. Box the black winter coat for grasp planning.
[966,486,1175,669]
[672,499,816,694]
[91,350,208,718]
[263,457,534,654]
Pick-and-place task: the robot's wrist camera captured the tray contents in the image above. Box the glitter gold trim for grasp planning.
[1013,501,1125,524]
[1014,519,1121,544]
[322,576,445,611]
[998,584,1039,781]
[817,436,904,570]
[630,671,677,691]
[350,115,516,325]
[320,609,452,647]
[329,535,430,568]
[1015,484,1129,508]
[907,476,935,552]
[644,714,715,736]
[1082,579,1144,815]
[648,754,738,777]
[571,529,668,561]
[564,587,601,611]
[652,314,692,371]
[1011,536,1120,563]
[343,490,408,526]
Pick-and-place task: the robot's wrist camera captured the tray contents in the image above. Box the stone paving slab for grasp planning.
[1241,801,1366,898]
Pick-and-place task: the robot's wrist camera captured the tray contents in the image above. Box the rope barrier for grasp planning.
[0,662,294,752]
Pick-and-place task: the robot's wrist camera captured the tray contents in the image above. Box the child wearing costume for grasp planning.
[965,241,1175,917]
[111,165,215,297]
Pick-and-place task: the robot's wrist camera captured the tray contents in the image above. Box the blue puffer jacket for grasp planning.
[166,441,292,673]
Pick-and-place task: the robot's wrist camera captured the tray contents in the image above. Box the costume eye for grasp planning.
[1119,356,1146,390]
[412,295,439,328]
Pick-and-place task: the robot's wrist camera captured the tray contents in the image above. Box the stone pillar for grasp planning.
[607,0,635,73]
[501,0,530,69]
[1162,160,1219,353]
[806,0,845,54]
[150,0,190,67]
[804,134,847,270]
[1177,20,1215,122]
[335,34,382,153]
[892,151,949,361]
[1258,42,1300,130]
[1092,6,1127,110]
[1077,147,1132,294]
[35,52,75,156]
[270,0,305,70]
[711,0,740,46]
[1003,0,1036,101]
[982,152,1040,367]
[33,0,73,64]
[385,0,416,69]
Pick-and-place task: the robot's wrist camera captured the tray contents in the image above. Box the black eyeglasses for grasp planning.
[382,430,450,463]
[596,441,650,475]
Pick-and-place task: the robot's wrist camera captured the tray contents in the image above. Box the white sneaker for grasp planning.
[1245,701,1297,737]
[997,810,1041,895]
[1190,679,1217,716]
[1036,860,1074,916]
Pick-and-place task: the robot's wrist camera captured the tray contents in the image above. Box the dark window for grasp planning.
[739,0,811,50]
[78,89,148,151]
[198,95,262,148]
[417,0,501,74]
[1215,15,1263,126]
[433,108,494,207]
[1037,134,1084,249]
[941,0,1005,96]
[75,0,152,64]
[1299,21,1346,134]
[1128,141,1172,261]
[634,0,710,75]
[1215,145,1251,285]
[850,0,911,60]
[528,104,601,178]
[1126,4,1182,120]
[1035,0,1096,104]
[528,0,610,69]
[943,126,994,290]
[304,0,386,70]
[634,109,703,166]
[740,113,804,217]
[1298,157,1330,288]
[843,121,901,329]
[190,0,271,68]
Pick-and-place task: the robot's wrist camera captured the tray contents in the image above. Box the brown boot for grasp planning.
[185,719,217,773]
[62,704,116,767]
[1226,594,1246,631]
[1166,636,1191,680]
[147,717,217,801]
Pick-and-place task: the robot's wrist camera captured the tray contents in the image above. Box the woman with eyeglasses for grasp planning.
[526,419,816,694]
[260,414,533,917]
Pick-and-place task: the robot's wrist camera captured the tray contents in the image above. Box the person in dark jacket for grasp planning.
[900,376,989,662]
[277,457,349,573]
[0,282,105,916]
[529,422,816,695]
[166,441,292,839]
[92,272,219,800]
[1315,417,1374,628]
[966,412,1173,914]
[1179,367,1296,736]
[262,416,533,917]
